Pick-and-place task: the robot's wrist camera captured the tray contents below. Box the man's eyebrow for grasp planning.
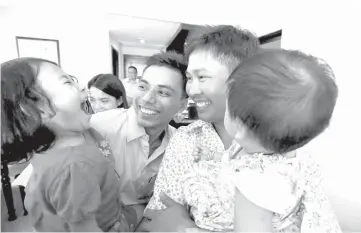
[186,68,207,75]
[139,79,149,84]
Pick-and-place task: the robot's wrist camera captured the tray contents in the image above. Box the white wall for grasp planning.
[0,3,111,87]
[282,1,361,231]
[122,45,162,57]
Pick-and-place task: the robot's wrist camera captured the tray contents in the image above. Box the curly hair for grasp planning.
[1,57,57,163]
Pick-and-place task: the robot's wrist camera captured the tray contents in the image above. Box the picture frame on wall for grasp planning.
[16,36,61,67]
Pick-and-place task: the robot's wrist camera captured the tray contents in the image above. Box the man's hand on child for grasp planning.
[192,145,224,162]
[193,146,213,162]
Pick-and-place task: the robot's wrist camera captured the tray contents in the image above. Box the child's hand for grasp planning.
[192,145,216,162]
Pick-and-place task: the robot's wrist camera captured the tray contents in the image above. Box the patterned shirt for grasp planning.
[147,120,225,210]
[147,120,341,232]
[183,150,342,233]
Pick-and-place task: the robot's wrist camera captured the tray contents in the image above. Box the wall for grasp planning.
[282,1,361,231]
[0,3,111,87]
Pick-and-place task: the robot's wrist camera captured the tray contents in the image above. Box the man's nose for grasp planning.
[187,79,202,97]
[141,89,156,104]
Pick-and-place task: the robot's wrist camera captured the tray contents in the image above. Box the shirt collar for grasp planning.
[126,107,147,142]
[126,107,175,142]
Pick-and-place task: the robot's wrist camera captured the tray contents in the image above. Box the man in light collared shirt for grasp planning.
[90,51,188,225]
[123,66,139,105]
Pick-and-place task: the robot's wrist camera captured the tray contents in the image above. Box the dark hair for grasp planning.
[227,49,338,153]
[1,58,57,163]
[128,66,137,72]
[87,74,129,109]
[143,51,188,97]
[185,25,260,72]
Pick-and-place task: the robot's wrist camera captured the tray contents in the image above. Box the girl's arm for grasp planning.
[234,188,273,232]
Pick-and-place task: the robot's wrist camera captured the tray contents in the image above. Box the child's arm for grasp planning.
[234,188,273,232]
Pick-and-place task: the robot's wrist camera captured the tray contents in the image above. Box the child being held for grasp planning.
[1,58,136,232]
[183,49,342,232]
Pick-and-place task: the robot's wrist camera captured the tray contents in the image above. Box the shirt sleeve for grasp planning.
[146,127,194,210]
[232,164,298,214]
[90,108,126,139]
[48,162,101,224]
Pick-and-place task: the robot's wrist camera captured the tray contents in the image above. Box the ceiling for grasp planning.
[107,14,181,50]
[2,0,284,51]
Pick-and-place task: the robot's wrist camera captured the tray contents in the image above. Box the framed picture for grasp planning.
[16,37,61,67]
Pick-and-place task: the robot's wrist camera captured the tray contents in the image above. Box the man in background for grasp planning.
[125,65,138,82]
[123,66,139,105]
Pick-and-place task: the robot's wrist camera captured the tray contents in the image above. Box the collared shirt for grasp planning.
[146,120,226,210]
[90,107,176,205]
[147,120,342,233]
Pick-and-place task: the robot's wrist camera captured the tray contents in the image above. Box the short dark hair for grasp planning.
[128,66,137,72]
[1,58,57,163]
[227,49,338,153]
[143,51,188,97]
[185,25,260,71]
[88,73,129,109]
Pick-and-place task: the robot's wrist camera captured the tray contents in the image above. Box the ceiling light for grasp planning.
[139,38,146,44]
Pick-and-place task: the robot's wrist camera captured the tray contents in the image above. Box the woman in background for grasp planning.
[88,74,129,113]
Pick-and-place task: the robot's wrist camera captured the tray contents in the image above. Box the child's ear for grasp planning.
[37,100,56,122]
[234,120,248,142]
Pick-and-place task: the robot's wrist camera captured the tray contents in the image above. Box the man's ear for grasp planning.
[116,97,123,108]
